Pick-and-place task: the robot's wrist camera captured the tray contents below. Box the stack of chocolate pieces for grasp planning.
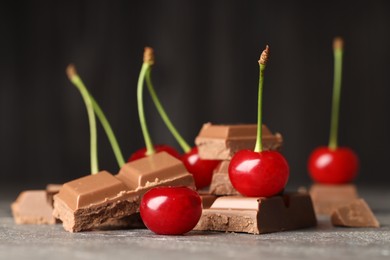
[195,123,283,196]
[194,123,317,234]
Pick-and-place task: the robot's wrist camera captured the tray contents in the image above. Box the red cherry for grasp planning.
[308,146,359,184]
[128,144,180,162]
[181,147,220,190]
[140,186,202,235]
[228,150,289,197]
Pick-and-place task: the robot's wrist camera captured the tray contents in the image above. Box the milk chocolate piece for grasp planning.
[53,171,139,232]
[200,194,218,209]
[209,161,240,196]
[46,184,62,205]
[116,152,195,193]
[310,184,359,215]
[195,193,317,234]
[195,123,283,160]
[11,190,57,225]
[54,152,195,232]
[331,199,380,228]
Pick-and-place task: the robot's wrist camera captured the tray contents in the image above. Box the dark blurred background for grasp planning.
[1,0,389,189]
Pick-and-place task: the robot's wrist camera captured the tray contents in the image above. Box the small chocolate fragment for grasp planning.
[195,192,317,234]
[331,199,380,228]
[195,123,283,160]
[116,152,195,193]
[310,184,358,215]
[11,190,57,225]
[200,194,218,209]
[53,171,139,232]
[46,184,62,205]
[209,161,240,196]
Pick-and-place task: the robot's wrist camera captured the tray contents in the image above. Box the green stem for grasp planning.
[254,64,265,153]
[329,45,343,150]
[146,68,191,153]
[69,74,99,174]
[137,63,155,155]
[90,96,125,167]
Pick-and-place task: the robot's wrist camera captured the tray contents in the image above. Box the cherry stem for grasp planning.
[254,45,269,153]
[137,60,155,155]
[146,67,191,153]
[329,37,343,150]
[66,65,99,174]
[90,96,125,167]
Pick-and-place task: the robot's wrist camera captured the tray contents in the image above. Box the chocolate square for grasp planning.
[195,192,317,234]
[195,123,283,160]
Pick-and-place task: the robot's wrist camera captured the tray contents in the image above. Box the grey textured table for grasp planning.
[1,186,389,260]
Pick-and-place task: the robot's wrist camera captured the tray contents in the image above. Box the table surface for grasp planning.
[1,185,389,260]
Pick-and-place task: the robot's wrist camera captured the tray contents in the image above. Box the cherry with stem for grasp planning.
[128,48,180,162]
[143,47,220,189]
[308,38,359,184]
[228,45,289,197]
[67,65,126,171]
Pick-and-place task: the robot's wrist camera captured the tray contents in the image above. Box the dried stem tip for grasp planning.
[333,37,344,50]
[258,45,270,65]
[66,64,77,80]
[143,47,155,65]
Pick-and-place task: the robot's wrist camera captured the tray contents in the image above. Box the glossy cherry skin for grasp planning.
[181,147,220,190]
[140,186,202,235]
[229,150,289,197]
[308,146,359,184]
[128,144,181,162]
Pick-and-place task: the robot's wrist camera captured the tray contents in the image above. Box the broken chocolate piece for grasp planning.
[11,190,57,225]
[200,194,218,209]
[310,184,358,215]
[195,192,317,234]
[195,123,283,160]
[54,153,195,232]
[53,171,139,232]
[209,160,240,196]
[46,184,62,205]
[116,152,195,193]
[331,199,380,228]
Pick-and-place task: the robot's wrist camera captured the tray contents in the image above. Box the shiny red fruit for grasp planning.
[181,147,220,190]
[229,150,289,197]
[140,186,202,235]
[308,146,359,184]
[128,144,180,162]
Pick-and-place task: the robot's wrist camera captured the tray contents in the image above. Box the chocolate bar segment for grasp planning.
[195,123,283,160]
[200,194,218,209]
[209,160,240,196]
[194,192,317,234]
[11,190,57,225]
[54,153,195,232]
[116,152,195,193]
[53,171,139,232]
[310,184,358,215]
[331,199,380,228]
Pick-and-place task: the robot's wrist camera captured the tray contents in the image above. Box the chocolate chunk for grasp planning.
[53,152,195,232]
[195,192,317,234]
[46,184,62,206]
[200,194,218,209]
[116,152,195,193]
[195,123,283,160]
[209,160,240,196]
[11,190,57,225]
[53,171,139,232]
[310,184,359,215]
[331,199,380,228]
